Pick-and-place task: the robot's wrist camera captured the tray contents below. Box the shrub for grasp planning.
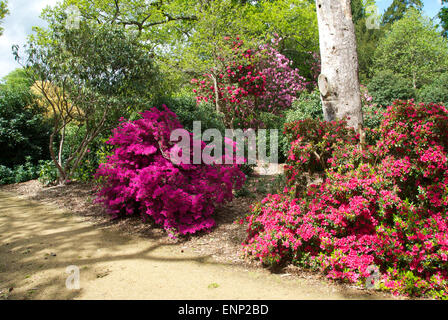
[192,37,307,128]
[154,96,225,133]
[418,73,448,105]
[285,89,323,123]
[283,118,358,193]
[0,86,51,167]
[242,101,448,299]
[280,89,324,160]
[360,85,384,144]
[0,165,14,185]
[38,160,59,186]
[367,70,415,107]
[0,157,41,185]
[95,105,245,236]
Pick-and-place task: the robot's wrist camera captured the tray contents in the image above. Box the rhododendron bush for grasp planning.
[242,101,448,299]
[192,37,307,128]
[95,106,245,236]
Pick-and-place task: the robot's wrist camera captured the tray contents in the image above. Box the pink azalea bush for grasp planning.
[242,101,448,299]
[95,106,245,236]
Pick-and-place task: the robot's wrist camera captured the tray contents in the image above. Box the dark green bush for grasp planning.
[367,70,415,107]
[0,86,51,167]
[154,95,225,133]
[418,73,448,104]
[285,88,323,123]
[0,157,41,185]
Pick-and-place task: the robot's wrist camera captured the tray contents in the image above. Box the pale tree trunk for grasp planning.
[315,0,363,131]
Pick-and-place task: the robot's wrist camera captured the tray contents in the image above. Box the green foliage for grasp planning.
[439,0,448,38]
[0,79,51,168]
[38,160,59,186]
[15,16,157,182]
[61,124,113,182]
[418,73,448,104]
[154,95,225,133]
[363,104,383,144]
[281,89,323,159]
[0,1,8,36]
[381,0,423,26]
[367,70,415,107]
[285,89,323,123]
[351,0,383,82]
[0,157,41,185]
[243,0,319,82]
[0,165,13,185]
[373,9,448,89]
[13,157,40,183]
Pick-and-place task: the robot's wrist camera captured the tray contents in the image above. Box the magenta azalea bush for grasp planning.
[95,106,245,236]
[242,101,448,299]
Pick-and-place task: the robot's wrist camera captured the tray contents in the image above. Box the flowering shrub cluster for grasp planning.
[284,118,359,177]
[192,37,307,128]
[242,101,448,299]
[95,106,245,236]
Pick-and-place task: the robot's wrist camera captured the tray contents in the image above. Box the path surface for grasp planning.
[0,192,388,300]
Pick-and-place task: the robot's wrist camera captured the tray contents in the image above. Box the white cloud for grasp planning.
[0,0,59,78]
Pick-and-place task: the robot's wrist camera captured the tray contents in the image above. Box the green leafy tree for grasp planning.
[438,0,448,38]
[14,18,157,183]
[243,0,318,82]
[373,9,448,89]
[351,0,383,82]
[0,71,51,168]
[0,1,8,36]
[48,0,319,92]
[381,0,423,26]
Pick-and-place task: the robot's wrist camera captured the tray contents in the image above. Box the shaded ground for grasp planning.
[0,180,397,300]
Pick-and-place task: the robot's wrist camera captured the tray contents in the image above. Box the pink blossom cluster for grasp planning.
[242,101,448,299]
[95,105,245,236]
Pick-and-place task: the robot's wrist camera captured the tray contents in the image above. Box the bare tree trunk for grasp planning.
[210,73,221,114]
[58,126,65,167]
[49,130,67,184]
[315,0,363,130]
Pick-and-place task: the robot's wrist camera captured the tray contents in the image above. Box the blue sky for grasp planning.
[0,0,446,79]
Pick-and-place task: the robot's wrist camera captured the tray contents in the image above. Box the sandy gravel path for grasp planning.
[0,191,389,300]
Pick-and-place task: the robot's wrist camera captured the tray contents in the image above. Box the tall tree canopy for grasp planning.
[381,0,423,26]
[0,0,8,36]
[46,0,319,93]
[438,0,448,38]
[14,17,157,183]
[373,9,448,89]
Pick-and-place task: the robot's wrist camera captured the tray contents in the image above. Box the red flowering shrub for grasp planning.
[242,101,448,299]
[283,119,359,188]
[95,106,245,236]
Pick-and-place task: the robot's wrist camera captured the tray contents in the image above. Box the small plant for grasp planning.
[38,160,58,186]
